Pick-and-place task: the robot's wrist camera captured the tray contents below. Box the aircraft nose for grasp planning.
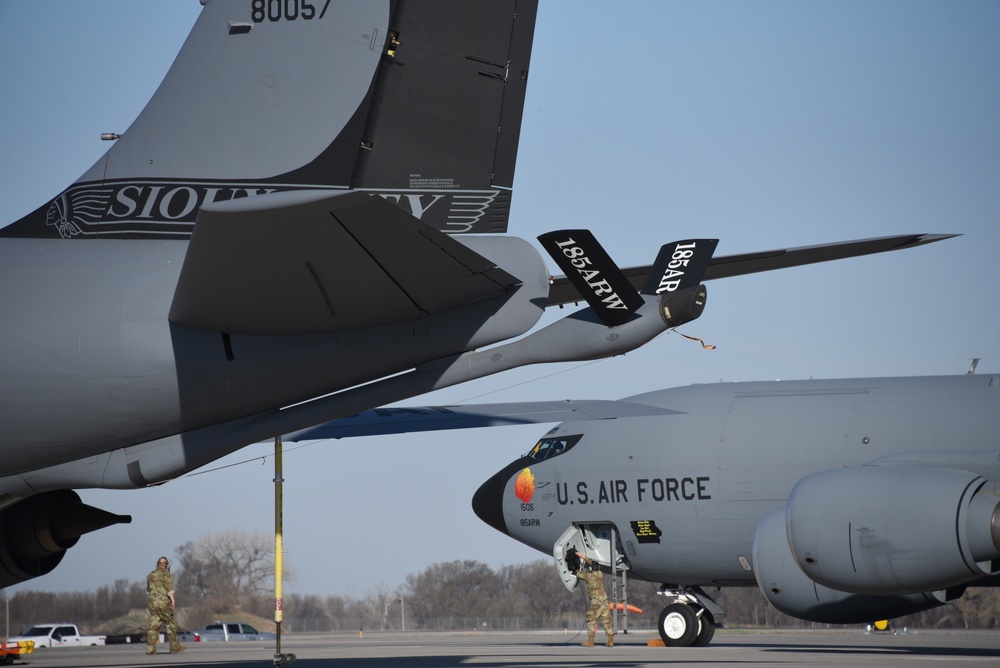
[472,467,514,536]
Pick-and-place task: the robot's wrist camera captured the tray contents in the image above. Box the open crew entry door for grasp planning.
[553,523,621,592]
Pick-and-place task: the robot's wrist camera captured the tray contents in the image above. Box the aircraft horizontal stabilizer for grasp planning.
[169,190,521,334]
[285,400,678,440]
[546,233,958,307]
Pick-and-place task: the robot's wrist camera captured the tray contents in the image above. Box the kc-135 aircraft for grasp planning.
[306,361,1000,647]
[0,0,958,595]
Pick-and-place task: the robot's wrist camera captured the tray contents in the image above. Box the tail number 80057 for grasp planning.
[252,0,331,23]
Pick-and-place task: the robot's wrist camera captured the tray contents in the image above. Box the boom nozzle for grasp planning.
[660,284,708,328]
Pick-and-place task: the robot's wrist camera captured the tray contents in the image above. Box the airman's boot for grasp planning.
[580,634,595,647]
[606,633,614,647]
[146,643,157,655]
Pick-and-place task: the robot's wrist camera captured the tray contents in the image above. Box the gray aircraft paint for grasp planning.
[484,375,997,578]
[0,229,546,477]
[79,3,390,183]
[468,373,1000,636]
[3,1,535,240]
[0,0,544,587]
[267,368,998,641]
[0,0,971,624]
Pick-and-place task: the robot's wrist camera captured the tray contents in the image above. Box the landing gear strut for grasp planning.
[655,586,721,647]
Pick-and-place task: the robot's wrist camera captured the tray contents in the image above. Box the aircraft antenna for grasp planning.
[968,358,980,374]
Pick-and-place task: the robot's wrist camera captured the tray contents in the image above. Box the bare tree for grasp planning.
[284,594,332,632]
[405,560,502,626]
[174,528,293,613]
[365,582,395,631]
[490,561,579,624]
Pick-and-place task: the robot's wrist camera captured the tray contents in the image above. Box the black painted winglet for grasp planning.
[538,229,644,327]
[641,239,719,295]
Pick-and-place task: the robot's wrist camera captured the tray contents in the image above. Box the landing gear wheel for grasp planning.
[658,603,698,647]
[693,609,716,647]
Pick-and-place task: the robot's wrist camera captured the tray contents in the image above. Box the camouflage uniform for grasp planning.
[576,559,614,646]
[147,563,184,654]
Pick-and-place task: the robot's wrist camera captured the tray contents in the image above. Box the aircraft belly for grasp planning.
[171,288,540,419]
[167,235,546,421]
[627,517,760,585]
[0,241,187,472]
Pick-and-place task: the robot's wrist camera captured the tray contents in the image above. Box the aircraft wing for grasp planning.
[285,400,679,440]
[546,233,957,307]
[169,190,521,334]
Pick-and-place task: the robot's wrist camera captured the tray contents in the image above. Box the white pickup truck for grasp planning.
[7,623,106,648]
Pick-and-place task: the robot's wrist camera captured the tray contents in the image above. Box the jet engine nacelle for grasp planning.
[753,508,962,623]
[0,490,131,587]
[786,467,1000,595]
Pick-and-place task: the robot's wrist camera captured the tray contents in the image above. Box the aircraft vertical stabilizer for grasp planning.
[350,1,537,233]
[1,0,538,240]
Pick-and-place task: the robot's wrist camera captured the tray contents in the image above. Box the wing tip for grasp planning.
[910,233,962,245]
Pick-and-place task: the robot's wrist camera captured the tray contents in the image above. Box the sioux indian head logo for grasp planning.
[44,186,113,238]
[514,468,535,503]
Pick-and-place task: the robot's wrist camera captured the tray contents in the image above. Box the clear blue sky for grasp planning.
[0,1,998,600]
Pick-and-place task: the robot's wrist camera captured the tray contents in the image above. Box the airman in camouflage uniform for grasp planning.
[575,554,614,647]
[147,557,185,655]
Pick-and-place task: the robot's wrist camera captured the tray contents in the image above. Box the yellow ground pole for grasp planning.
[273,437,295,665]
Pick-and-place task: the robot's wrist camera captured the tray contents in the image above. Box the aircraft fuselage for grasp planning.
[475,374,1000,586]
[0,236,545,476]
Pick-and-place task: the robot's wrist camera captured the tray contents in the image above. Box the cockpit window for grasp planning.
[526,435,582,461]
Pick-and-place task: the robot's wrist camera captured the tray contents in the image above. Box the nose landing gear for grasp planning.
[655,586,721,647]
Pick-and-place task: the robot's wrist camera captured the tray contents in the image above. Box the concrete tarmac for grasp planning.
[11,629,1000,668]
